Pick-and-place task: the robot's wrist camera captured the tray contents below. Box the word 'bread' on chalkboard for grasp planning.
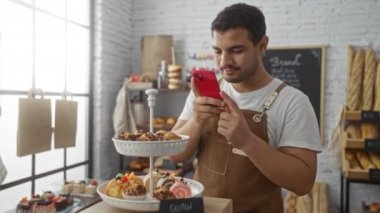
[263,46,326,142]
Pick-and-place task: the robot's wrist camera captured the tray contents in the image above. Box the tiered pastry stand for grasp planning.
[97,89,204,212]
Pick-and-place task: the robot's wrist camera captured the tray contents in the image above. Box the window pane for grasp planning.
[66,24,89,93]
[0,182,31,212]
[0,95,32,182]
[35,12,65,92]
[35,172,64,193]
[35,0,65,18]
[0,1,33,90]
[67,0,90,26]
[67,97,88,165]
[66,166,86,181]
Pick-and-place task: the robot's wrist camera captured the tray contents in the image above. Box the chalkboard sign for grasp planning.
[263,46,326,141]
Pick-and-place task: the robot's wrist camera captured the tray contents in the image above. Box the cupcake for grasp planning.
[16,197,33,213]
[72,181,86,194]
[85,179,98,195]
[153,186,176,200]
[62,181,74,193]
[122,182,147,200]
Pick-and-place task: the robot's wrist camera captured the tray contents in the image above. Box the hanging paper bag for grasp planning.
[17,90,52,156]
[54,98,78,149]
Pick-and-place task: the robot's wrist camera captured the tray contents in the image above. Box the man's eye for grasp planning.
[232,48,243,53]
[214,50,221,55]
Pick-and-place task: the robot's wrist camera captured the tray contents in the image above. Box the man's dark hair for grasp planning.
[211,3,266,44]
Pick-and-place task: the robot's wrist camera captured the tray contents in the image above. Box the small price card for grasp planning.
[160,197,204,213]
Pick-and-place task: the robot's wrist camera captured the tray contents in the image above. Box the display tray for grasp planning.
[112,135,189,157]
[97,177,204,212]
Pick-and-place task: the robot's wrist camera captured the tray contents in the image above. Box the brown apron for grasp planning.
[194,84,286,213]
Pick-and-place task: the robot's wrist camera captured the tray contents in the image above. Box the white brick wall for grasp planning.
[93,0,133,178]
[95,0,380,212]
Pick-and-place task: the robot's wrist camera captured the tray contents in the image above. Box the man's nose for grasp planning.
[219,52,232,67]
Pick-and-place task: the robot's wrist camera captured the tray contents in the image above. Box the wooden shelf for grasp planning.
[343,110,362,121]
[346,138,365,149]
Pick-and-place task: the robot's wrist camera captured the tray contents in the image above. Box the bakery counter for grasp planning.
[80,196,233,213]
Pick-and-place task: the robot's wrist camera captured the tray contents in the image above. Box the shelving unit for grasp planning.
[340,108,380,213]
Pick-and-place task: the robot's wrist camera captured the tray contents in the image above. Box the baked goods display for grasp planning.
[105,88,201,211]
[16,191,74,213]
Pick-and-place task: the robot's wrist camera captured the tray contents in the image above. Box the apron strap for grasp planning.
[253,83,286,123]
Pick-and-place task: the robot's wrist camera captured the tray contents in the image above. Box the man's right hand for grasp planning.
[191,78,225,125]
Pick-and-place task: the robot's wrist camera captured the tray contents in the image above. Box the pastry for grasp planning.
[169,178,192,199]
[105,178,123,199]
[166,117,177,126]
[16,197,33,213]
[122,182,147,200]
[345,149,362,169]
[153,186,176,200]
[85,179,98,195]
[73,181,86,194]
[164,131,181,140]
[143,170,163,192]
[62,180,74,193]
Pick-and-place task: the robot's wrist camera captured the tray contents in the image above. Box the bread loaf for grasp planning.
[369,152,380,168]
[362,48,376,110]
[345,124,362,139]
[319,182,329,213]
[284,191,298,213]
[360,123,378,139]
[356,150,376,169]
[347,48,365,110]
[312,183,320,213]
[374,61,380,111]
[346,149,362,169]
[296,194,312,213]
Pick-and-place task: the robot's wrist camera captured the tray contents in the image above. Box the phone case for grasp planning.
[192,70,222,99]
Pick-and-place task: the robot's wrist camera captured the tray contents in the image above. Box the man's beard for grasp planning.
[221,64,258,83]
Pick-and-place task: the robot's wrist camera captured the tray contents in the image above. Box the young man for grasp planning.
[170,3,321,212]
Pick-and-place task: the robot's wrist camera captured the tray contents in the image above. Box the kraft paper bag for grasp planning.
[141,35,173,79]
[54,100,78,149]
[17,98,52,157]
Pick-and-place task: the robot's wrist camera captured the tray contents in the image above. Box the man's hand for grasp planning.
[191,78,225,125]
[218,91,253,149]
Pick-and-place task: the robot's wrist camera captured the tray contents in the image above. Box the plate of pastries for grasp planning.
[112,130,189,157]
[97,171,204,211]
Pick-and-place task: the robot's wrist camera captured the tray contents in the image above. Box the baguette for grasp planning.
[362,48,376,110]
[374,61,380,111]
[284,191,298,213]
[369,152,380,168]
[345,124,362,139]
[312,182,320,213]
[356,150,376,169]
[346,149,362,169]
[360,123,378,139]
[346,48,364,110]
[319,182,329,213]
[296,194,312,213]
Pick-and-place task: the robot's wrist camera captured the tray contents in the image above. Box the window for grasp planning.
[0,0,91,211]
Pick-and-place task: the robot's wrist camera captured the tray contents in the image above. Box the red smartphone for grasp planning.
[192,70,222,99]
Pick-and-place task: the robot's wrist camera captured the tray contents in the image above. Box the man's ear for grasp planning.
[259,36,269,53]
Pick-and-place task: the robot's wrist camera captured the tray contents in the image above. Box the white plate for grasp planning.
[97,177,204,212]
[112,135,189,157]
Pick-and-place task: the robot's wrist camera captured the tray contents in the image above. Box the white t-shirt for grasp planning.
[178,78,322,152]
